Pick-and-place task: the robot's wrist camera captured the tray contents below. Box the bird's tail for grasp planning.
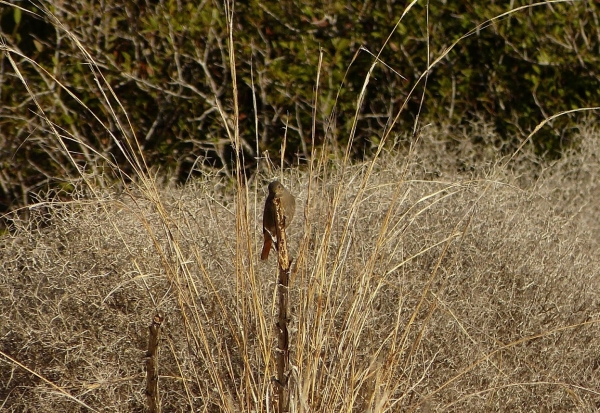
[261,232,273,260]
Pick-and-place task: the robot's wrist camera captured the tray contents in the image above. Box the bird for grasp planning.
[261,180,296,260]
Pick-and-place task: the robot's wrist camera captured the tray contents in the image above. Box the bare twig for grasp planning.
[145,314,164,413]
[274,196,291,413]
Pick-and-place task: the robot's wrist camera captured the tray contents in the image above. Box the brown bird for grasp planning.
[261,181,296,260]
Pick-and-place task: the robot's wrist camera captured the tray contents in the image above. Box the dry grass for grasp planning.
[2,3,600,412]
[2,121,600,412]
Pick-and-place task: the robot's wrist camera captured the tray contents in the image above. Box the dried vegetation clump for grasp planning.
[1,123,600,412]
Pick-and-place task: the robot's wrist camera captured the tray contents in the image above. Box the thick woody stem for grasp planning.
[145,314,163,413]
[274,197,290,413]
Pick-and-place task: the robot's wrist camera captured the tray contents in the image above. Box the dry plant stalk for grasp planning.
[274,197,291,413]
[145,314,163,413]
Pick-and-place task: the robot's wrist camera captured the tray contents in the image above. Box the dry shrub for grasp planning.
[1,121,600,412]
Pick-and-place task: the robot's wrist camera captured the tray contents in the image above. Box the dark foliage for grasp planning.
[0,1,598,216]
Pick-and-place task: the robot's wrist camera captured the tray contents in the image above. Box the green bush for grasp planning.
[0,1,598,214]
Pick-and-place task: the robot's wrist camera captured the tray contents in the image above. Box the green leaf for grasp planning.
[13,8,21,26]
